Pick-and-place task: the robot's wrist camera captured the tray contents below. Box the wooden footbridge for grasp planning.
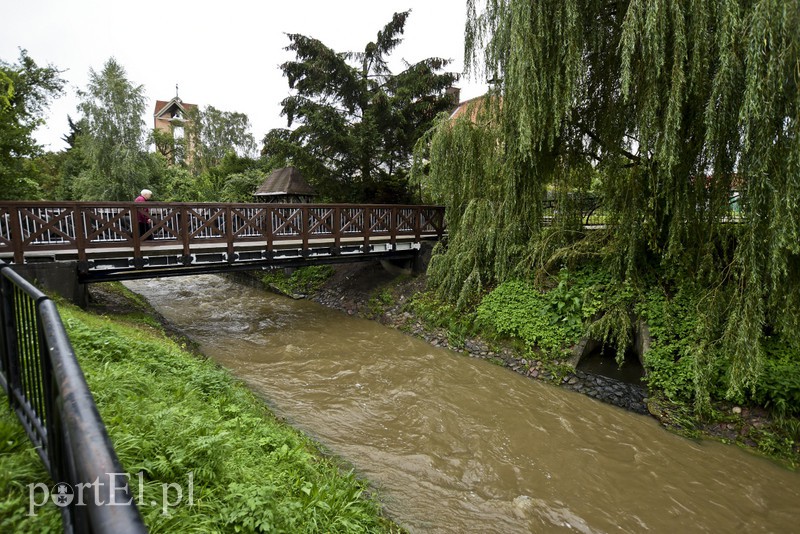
[0,202,446,282]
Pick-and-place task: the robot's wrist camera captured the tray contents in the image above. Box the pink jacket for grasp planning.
[135,195,150,223]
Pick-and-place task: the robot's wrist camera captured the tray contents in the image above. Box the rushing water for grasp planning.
[125,274,800,533]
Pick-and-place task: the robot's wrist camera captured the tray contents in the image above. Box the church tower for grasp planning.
[153,85,197,164]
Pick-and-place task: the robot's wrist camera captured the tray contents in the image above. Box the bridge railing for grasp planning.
[0,202,447,264]
[0,264,146,533]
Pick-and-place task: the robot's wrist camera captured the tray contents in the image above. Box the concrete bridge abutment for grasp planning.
[10,261,88,308]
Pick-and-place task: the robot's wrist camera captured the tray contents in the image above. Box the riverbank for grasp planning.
[1,283,404,532]
[303,261,799,468]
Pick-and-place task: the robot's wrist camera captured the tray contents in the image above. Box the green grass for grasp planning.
[1,301,402,533]
[0,406,61,533]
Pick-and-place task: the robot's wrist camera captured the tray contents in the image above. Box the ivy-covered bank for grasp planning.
[264,262,800,469]
[0,284,402,533]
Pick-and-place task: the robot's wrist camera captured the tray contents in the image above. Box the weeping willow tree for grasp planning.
[417,0,799,409]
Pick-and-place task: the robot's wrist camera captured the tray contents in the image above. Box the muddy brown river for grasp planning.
[125,274,800,533]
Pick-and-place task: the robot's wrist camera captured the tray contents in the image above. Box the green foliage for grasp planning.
[262,266,334,296]
[366,288,394,318]
[473,266,621,359]
[636,281,800,420]
[752,337,800,417]
[423,0,800,409]
[200,152,261,198]
[415,105,510,307]
[0,406,61,531]
[584,280,635,364]
[184,105,257,176]
[75,57,151,200]
[219,168,266,202]
[476,278,582,358]
[0,49,65,200]
[156,161,203,202]
[263,11,459,203]
[407,290,477,345]
[34,116,90,201]
[636,285,712,404]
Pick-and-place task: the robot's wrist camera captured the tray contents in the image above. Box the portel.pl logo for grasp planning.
[28,472,194,516]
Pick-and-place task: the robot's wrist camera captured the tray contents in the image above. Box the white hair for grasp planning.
[140,189,152,197]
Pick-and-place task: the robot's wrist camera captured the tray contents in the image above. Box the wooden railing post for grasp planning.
[414,206,422,241]
[73,204,88,273]
[180,206,191,265]
[363,207,371,252]
[225,205,234,263]
[332,206,341,254]
[389,206,397,250]
[9,206,23,264]
[301,206,309,256]
[265,205,274,259]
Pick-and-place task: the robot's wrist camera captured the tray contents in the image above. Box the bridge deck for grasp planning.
[0,202,446,281]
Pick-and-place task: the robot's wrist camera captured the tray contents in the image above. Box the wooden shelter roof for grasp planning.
[253,166,316,197]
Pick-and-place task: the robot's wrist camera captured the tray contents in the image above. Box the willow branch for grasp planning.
[581,126,641,164]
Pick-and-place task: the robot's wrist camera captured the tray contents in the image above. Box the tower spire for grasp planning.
[175,83,179,100]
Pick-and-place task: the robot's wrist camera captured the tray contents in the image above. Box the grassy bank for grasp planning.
[1,285,402,533]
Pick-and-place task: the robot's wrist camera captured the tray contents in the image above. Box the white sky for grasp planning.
[1,0,488,152]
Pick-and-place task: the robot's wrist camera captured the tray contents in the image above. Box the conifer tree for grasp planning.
[264,11,459,203]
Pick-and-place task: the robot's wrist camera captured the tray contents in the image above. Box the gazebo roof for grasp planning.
[253,166,316,197]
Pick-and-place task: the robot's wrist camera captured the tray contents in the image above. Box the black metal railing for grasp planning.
[0,264,146,533]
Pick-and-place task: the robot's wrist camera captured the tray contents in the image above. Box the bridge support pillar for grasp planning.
[411,241,435,274]
[10,261,88,308]
[380,258,413,275]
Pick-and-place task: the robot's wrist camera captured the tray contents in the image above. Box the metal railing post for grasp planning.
[0,264,147,533]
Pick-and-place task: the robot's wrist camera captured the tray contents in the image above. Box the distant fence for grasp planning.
[541,195,608,227]
[540,192,742,227]
[0,264,146,533]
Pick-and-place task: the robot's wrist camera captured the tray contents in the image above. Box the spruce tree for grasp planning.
[264,11,459,203]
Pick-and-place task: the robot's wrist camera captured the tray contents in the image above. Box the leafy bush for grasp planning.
[262,265,334,296]
[475,277,584,357]
[752,337,800,416]
[407,291,476,346]
[366,288,394,318]
[635,287,707,402]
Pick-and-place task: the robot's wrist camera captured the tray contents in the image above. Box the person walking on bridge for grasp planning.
[135,189,153,240]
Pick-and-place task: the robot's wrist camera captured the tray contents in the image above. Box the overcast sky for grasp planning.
[1,0,489,152]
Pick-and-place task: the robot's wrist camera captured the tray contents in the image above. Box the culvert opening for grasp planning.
[576,343,645,385]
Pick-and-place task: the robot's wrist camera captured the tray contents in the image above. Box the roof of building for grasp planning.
[154,97,197,120]
[449,95,491,121]
[253,166,316,197]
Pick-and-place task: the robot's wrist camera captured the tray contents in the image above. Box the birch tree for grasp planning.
[76,58,152,200]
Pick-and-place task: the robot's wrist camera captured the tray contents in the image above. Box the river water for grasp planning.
[125,274,800,533]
